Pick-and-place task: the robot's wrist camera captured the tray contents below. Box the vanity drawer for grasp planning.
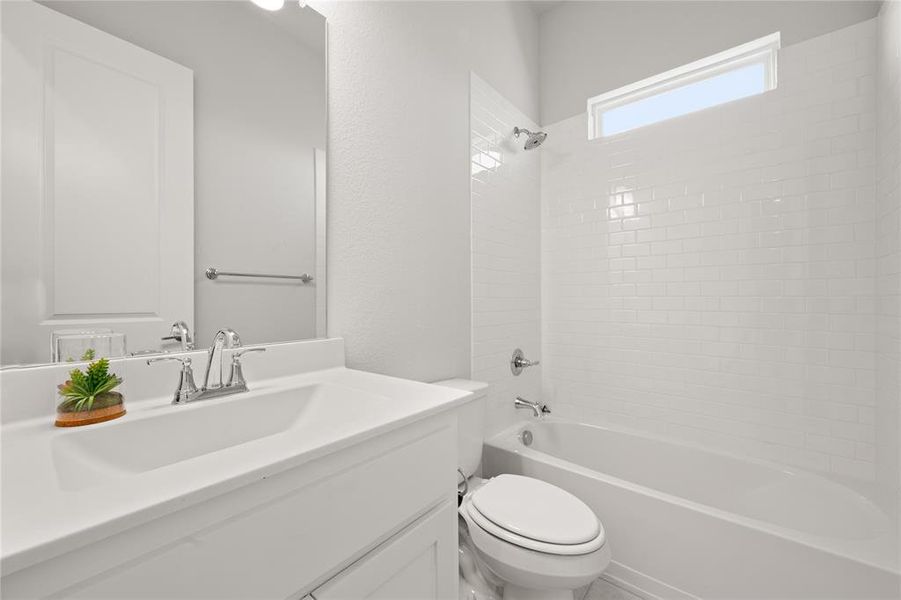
[312,500,457,600]
[15,419,457,600]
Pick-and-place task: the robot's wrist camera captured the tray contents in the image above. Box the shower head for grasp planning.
[513,126,547,150]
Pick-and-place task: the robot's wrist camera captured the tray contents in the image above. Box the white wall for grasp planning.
[311,1,540,382]
[471,74,542,436]
[875,0,901,517]
[539,0,882,124]
[541,20,882,485]
[42,1,326,349]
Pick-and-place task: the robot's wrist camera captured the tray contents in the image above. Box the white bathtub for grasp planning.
[483,420,899,600]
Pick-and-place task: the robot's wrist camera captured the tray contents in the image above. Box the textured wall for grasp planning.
[541,20,881,483]
[471,74,542,436]
[875,0,901,508]
[539,0,882,124]
[311,1,539,382]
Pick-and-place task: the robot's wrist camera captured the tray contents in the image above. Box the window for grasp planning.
[587,32,780,139]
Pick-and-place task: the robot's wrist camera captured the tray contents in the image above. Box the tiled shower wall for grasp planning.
[876,1,901,494]
[541,20,883,482]
[471,74,541,436]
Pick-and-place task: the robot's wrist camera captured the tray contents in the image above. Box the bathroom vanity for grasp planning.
[0,4,436,595]
[0,2,473,596]
[1,339,469,599]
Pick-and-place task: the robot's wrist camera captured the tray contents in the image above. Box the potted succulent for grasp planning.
[55,357,126,427]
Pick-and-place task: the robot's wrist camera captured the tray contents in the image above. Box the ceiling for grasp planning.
[245,1,326,57]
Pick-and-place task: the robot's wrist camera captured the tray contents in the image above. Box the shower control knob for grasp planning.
[511,348,540,376]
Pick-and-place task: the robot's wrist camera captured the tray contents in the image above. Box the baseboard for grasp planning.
[602,561,698,600]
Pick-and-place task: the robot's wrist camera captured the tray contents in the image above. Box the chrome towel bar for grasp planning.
[205,267,313,283]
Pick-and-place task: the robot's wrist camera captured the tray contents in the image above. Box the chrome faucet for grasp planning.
[161,321,194,351]
[146,356,198,404]
[514,396,551,418]
[148,329,266,404]
[511,348,540,376]
[202,329,241,390]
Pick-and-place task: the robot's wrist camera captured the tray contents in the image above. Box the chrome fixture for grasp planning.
[226,347,267,388]
[202,329,242,391]
[519,429,534,447]
[161,321,194,351]
[206,267,314,284]
[147,356,198,404]
[514,396,551,418]
[457,468,469,502]
[513,126,547,150]
[511,348,540,375]
[148,329,266,404]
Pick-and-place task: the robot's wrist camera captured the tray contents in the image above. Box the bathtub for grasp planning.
[483,419,899,600]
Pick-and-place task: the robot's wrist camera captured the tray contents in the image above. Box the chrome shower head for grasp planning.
[513,126,547,150]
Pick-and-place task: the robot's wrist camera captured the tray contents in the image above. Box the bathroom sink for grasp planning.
[51,382,388,488]
[1,340,475,580]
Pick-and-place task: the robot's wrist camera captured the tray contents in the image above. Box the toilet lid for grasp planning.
[470,474,601,545]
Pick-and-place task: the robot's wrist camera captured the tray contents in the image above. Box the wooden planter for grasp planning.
[55,391,126,427]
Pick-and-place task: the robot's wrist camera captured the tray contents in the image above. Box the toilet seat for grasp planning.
[465,475,606,556]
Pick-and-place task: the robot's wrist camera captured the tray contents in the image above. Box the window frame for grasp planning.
[587,32,781,139]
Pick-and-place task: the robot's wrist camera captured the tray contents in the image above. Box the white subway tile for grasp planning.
[541,20,887,485]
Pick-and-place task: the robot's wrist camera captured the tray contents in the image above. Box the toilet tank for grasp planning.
[433,379,488,477]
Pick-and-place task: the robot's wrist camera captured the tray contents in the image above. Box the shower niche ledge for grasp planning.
[1,338,471,600]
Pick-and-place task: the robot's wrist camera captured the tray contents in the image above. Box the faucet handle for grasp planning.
[511,348,540,375]
[221,328,242,349]
[147,355,192,367]
[227,347,266,388]
[147,356,198,404]
[161,321,194,351]
[232,347,266,359]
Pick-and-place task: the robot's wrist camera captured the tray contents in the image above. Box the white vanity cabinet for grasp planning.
[1,413,460,600]
[312,500,457,600]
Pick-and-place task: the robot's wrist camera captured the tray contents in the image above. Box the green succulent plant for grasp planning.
[64,348,96,363]
[57,358,123,412]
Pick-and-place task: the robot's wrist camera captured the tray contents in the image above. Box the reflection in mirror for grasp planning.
[1,0,327,367]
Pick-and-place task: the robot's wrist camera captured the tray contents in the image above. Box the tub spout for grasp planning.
[515,396,551,418]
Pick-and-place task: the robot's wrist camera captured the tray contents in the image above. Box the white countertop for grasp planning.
[1,365,472,576]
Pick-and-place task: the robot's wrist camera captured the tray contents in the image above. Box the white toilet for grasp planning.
[437,380,610,600]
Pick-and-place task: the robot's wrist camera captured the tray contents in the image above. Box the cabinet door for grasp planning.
[312,501,458,600]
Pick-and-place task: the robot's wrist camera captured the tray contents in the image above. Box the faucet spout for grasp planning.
[201,329,241,390]
[514,396,551,418]
[149,328,265,405]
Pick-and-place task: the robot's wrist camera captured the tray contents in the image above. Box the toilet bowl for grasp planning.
[436,379,610,600]
[460,475,610,600]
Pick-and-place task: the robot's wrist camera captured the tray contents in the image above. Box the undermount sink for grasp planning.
[51,382,389,490]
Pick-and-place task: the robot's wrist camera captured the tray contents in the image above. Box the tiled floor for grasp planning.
[580,578,644,600]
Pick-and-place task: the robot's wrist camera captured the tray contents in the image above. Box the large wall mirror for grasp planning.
[1,0,327,367]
